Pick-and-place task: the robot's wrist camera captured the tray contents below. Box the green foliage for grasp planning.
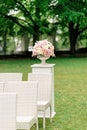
[0,0,16,13]
[50,0,87,54]
[0,0,51,36]
[51,0,87,23]
[0,0,87,53]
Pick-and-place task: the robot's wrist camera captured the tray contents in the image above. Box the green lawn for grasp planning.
[0,57,87,130]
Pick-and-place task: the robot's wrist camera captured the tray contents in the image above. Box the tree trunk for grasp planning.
[33,2,40,45]
[51,30,57,50]
[33,24,39,44]
[3,29,7,55]
[69,22,79,57]
[21,33,29,52]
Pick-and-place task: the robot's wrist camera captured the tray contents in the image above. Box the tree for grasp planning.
[50,0,87,56]
[0,0,51,44]
[0,17,15,54]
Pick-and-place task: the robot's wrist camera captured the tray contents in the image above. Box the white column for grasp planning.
[31,64,56,118]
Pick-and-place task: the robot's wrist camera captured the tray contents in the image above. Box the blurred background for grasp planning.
[0,0,87,57]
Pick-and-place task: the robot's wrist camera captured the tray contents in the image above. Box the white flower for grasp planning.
[32,39,55,58]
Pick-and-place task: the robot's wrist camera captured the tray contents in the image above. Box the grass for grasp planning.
[0,57,87,130]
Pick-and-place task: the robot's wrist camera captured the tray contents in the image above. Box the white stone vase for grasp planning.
[37,56,49,64]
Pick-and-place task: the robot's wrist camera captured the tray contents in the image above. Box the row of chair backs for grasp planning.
[0,81,38,130]
[0,73,22,81]
[0,73,52,130]
[4,81,38,117]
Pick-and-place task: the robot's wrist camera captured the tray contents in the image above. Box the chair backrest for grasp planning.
[0,93,16,130]
[4,81,38,117]
[0,73,22,81]
[28,73,52,102]
[0,82,4,92]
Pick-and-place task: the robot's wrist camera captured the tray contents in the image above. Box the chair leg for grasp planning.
[50,105,52,123]
[36,119,39,130]
[43,111,46,129]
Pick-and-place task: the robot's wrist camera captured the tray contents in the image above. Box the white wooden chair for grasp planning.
[28,73,52,129]
[0,93,17,130]
[0,73,22,82]
[4,81,38,130]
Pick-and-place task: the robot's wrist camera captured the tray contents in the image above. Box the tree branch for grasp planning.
[0,12,33,29]
[14,0,35,25]
[78,26,87,35]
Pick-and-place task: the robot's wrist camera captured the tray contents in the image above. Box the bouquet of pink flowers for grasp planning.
[32,39,55,58]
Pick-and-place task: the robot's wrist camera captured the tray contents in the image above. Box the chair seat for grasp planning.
[17,116,36,129]
[37,101,50,111]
